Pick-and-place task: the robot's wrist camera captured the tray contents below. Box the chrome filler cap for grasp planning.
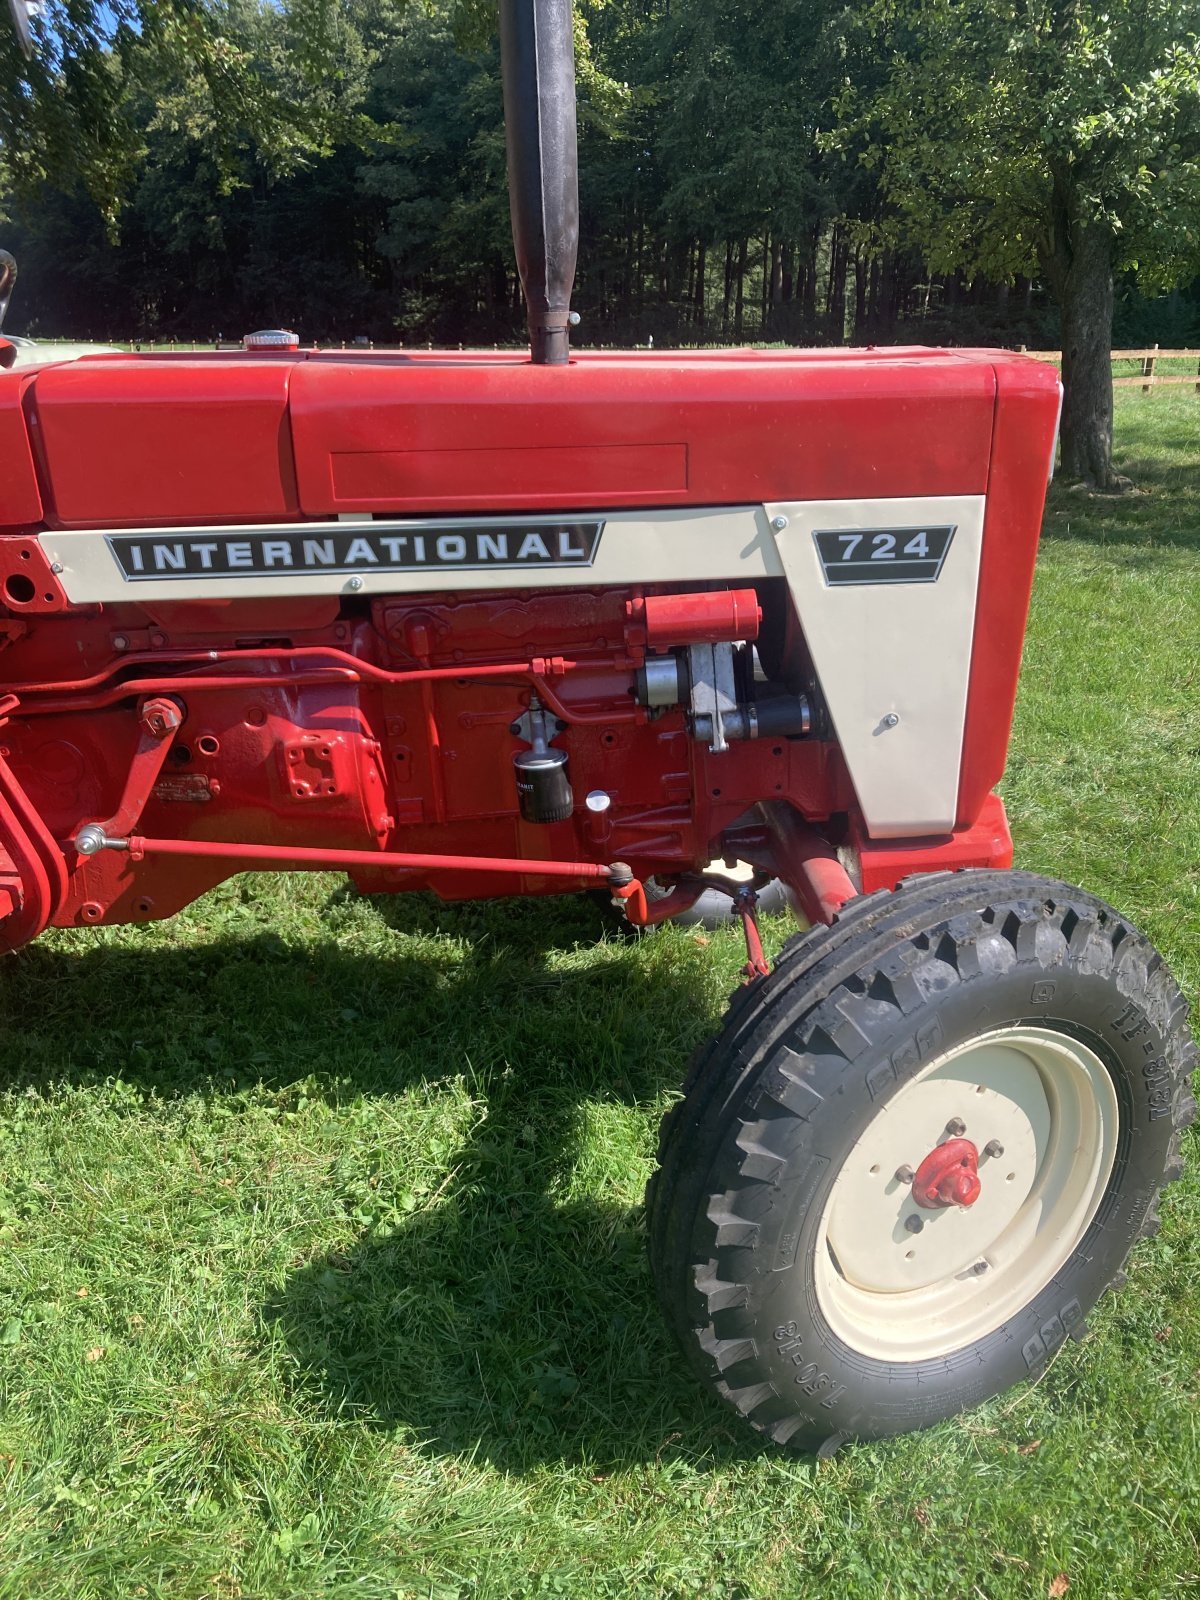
[243,329,300,351]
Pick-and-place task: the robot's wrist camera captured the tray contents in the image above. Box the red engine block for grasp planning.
[0,583,850,930]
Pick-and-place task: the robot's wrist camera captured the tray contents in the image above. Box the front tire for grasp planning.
[646,870,1196,1452]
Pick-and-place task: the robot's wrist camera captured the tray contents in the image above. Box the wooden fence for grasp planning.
[1020,347,1200,392]
[25,339,1200,388]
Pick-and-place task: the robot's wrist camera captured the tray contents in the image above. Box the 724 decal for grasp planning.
[813,525,955,586]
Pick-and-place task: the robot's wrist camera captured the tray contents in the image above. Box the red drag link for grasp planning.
[734,887,770,980]
[119,836,614,882]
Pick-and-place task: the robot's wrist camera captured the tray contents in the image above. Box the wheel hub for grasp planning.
[814,1026,1119,1361]
[911,1136,982,1209]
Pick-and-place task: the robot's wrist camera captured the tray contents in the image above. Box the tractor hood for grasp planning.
[1,346,1059,533]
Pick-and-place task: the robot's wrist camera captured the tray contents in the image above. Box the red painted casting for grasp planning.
[912,1138,983,1209]
[757,801,858,927]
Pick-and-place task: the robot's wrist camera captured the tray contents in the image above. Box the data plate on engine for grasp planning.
[813,525,956,586]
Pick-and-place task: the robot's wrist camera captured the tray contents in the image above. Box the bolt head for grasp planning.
[111,635,129,651]
[882,712,900,728]
[904,1214,924,1234]
[945,1117,966,1138]
[50,562,63,575]
[770,514,789,531]
[894,1164,915,1185]
[971,1260,989,1276]
[984,1139,1004,1159]
[347,576,364,592]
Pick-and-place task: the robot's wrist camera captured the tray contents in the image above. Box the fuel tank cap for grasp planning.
[243,329,300,351]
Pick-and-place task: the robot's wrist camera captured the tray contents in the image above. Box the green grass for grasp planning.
[2,392,1200,1599]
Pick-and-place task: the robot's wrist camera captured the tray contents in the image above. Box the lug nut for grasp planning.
[904,1215,924,1234]
[984,1139,1004,1159]
[971,1260,989,1276]
[945,1117,966,1138]
[894,1164,915,1184]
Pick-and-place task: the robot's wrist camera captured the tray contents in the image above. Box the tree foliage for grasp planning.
[0,0,376,220]
[836,0,1200,485]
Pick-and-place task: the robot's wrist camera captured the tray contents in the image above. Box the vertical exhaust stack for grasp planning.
[498,0,579,365]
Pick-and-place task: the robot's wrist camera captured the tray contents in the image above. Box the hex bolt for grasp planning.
[971,1260,989,1276]
[112,635,129,651]
[140,698,183,739]
[945,1117,966,1138]
[904,1214,924,1234]
[894,1164,915,1184]
[984,1139,1005,1159]
[771,514,789,531]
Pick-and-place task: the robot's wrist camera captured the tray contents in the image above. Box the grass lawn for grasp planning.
[2,390,1199,1599]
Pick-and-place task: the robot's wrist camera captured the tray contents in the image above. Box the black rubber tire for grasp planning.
[646,870,1196,1453]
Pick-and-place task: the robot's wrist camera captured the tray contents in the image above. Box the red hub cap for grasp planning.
[911,1137,982,1209]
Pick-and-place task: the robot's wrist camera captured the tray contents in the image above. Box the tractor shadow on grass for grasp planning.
[0,890,770,1470]
[264,897,768,1470]
[268,1196,767,1473]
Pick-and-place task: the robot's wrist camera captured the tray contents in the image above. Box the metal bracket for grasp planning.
[73,696,183,853]
[687,642,738,753]
[509,705,569,744]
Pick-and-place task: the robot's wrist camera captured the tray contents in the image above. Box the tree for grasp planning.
[838,0,1200,489]
[0,0,371,222]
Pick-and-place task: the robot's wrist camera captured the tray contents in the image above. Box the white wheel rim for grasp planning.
[814,1026,1119,1362]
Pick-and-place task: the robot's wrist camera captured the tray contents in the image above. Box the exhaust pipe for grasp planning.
[498,0,578,365]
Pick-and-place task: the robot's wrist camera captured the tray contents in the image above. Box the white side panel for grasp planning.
[38,508,783,603]
[766,495,985,839]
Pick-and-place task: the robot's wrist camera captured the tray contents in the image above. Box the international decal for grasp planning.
[107,521,604,580]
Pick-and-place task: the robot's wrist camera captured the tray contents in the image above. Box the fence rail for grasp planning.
[21,338,1200,390]
[1020,346,1200,391]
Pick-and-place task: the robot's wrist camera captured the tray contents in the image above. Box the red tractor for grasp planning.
[0,0,1193,1453]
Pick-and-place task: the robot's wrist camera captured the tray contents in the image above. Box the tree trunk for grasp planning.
[734,237,747,341]
[802,224,819,334]
[1054,223,1123,491]
[853,250,867,340]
